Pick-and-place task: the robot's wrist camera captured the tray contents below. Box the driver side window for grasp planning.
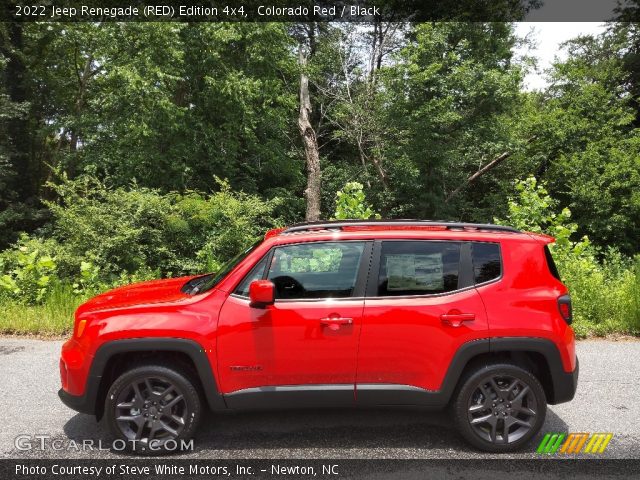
[267,242,365,300]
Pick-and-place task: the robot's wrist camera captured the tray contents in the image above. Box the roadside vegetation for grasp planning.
[1,21,639,337]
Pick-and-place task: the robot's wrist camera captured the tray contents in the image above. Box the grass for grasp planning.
[0,285,82,337]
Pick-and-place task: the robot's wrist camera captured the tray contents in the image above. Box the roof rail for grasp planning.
[282,219,520,234]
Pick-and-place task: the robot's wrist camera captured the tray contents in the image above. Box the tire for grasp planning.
[104,363,202,454]
[452,362,547,452]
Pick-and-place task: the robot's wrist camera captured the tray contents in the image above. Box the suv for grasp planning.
[59,220,578,453]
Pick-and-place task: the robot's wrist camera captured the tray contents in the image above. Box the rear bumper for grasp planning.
[550,356,579,404]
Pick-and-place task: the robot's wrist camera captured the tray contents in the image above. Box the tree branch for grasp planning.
[444,136,538,203]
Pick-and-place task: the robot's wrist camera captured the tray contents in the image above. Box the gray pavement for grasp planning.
[1,338,639,459]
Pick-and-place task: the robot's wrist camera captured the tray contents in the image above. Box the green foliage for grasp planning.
[1,22,640,337]
[42,174,279,281]
[0,235,58,304]
[497,176,591,260]
[0,172,280,314]
[280,245,343,273]
[515,26,640,255]
[382,22,526,218]
[71,261,103,296]
[172,177,281,272]
[333,182,381,220]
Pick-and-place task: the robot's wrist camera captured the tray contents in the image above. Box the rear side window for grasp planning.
[472,243,502,284]
[377,241,461,296]
[544,245,561,281]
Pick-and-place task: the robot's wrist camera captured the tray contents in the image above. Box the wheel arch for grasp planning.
[88,338,226,419]
[441,337,576,406]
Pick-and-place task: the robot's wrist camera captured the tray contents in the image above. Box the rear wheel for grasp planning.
[104,364,201,454]
[452,363,546,452]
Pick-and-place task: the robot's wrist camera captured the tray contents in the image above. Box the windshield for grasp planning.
[182,240,262,295]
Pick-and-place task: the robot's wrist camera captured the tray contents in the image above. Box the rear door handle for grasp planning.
[440,312,475,327]
[320,316,353,331]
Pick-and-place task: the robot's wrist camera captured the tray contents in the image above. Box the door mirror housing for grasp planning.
[249,280,275,308]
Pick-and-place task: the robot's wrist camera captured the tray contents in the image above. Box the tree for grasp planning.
[380,22,526,219]
[0,23,46,249]
[513,26,640,254]
[296,25,322,221]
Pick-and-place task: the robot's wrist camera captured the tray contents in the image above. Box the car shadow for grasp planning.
[62,406,569,455]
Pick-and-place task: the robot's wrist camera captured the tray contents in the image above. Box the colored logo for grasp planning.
[537,432,613,454]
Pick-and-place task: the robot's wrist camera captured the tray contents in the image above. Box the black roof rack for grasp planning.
[282,219,520,234]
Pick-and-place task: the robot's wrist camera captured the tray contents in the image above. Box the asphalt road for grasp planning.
[1,338,639,460]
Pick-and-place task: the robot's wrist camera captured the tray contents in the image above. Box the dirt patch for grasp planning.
[0,333,67,341]
[579,334,640,342]
[0,345,25,355]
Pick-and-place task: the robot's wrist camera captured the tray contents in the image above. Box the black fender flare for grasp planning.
[489,337,578,404]
[439,336,577,405]
[59,338,226,417]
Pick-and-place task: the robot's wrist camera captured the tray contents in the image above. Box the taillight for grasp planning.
[558,294,572,324]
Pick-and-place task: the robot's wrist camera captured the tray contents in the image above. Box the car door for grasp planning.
[355,240,489,405]
[217,240,371,407]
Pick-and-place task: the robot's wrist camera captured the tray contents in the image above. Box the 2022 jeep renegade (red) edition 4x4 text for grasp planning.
[59,220,578,453]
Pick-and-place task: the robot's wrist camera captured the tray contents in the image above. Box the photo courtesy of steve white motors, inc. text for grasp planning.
[14,463,339,477]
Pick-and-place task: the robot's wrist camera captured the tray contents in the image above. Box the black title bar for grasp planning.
[3,0,640,22]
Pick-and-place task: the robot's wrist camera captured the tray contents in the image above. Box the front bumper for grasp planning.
[58,386,98,415]
[59,337,100,416]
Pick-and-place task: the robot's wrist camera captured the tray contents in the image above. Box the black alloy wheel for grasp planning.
[467,374,538,444]
[453,363,546,452]
[105,364,201,454]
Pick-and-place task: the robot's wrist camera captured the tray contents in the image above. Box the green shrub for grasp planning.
[172,178,281,272]
[332,182,381,220]
[623,257,640,333]
[44,174,179,279]
[43,174,280,281]
[0,235,59,304]
[0,172,282,319]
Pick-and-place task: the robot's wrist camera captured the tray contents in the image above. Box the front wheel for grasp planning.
[452,363,546,452]
[104,364,202,454]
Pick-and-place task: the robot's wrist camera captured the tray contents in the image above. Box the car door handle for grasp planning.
[320,316,353,331]
[440,312,475,327]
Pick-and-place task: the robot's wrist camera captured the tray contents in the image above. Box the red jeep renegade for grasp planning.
[59,220,578,453]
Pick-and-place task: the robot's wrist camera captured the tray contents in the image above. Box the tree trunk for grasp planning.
[365,20,391,190]
[298,46,322,222]
[2,23,34,201]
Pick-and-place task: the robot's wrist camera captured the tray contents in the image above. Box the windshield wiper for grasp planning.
[181,274,214,295]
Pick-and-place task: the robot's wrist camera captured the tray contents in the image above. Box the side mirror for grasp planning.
[249,280,275,308]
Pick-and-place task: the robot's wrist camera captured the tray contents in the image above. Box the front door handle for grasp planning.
[320,316,353,331]
[440,311,475,327]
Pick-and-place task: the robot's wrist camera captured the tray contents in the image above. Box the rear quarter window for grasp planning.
[472,242,501,284]
[544,245,562,281]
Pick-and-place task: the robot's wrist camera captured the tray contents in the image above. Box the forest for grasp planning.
[0,21,639,337]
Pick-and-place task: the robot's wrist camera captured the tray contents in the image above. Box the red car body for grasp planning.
[59,221,578,451]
